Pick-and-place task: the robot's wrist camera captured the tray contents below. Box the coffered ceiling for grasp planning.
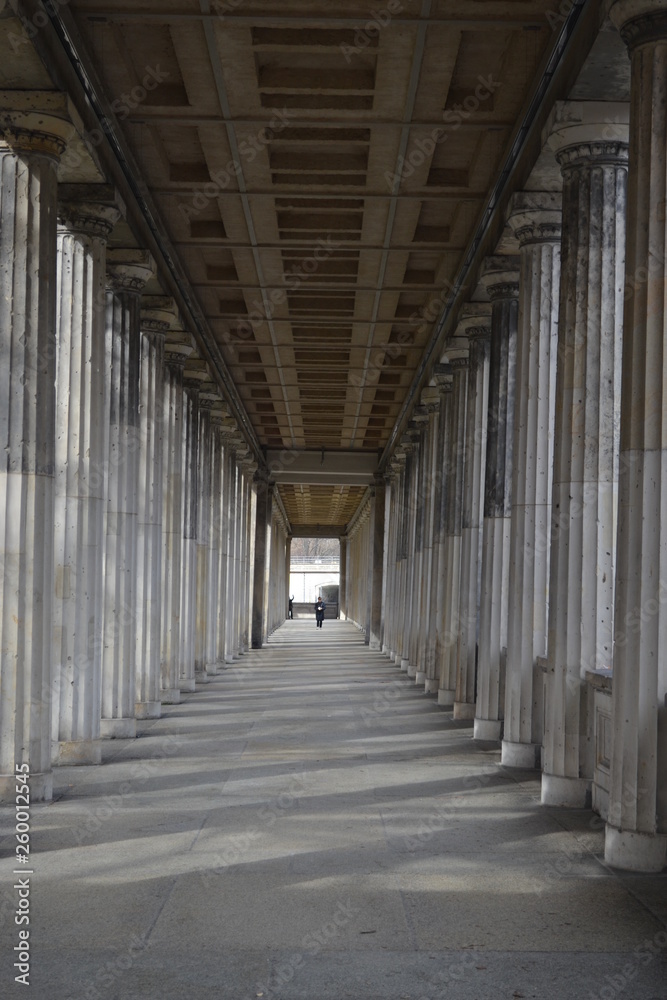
[3,0,601,531]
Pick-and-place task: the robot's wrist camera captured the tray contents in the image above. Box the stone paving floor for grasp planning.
[1,620,666,1000]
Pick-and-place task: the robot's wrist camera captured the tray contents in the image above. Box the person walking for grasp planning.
[288,596,294,619]
[314,597,326,628]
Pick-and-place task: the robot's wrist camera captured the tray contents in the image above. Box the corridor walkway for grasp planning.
[1,621,666,1000]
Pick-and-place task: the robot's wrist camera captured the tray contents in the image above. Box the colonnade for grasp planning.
[378,2,667,873]
[0,98,288,803]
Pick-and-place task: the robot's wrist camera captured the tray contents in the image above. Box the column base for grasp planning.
[135,701,161,720]
[194,672,210,684]
[407,663,417,678]
[415,671,426,686]
[180,678,196,692]
[424,678,439,694]
[52,740,102,766]
[100,718,137,740]
[604,825,667,873]
[501,740,541,769]
[160,688,181,705]
[473,717,501,741]
[400,658,409,672]
[437,688,455,707]
[453,701,475,720]
[0,771,53,803]
[541,772,589,808]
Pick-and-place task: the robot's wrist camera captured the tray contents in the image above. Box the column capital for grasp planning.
[444,334,470,365]
[479,255,520,301]
[164,340,194,368]
[420,386,441,411]
[58,184,125,239]
[0,91,83,159]
[106,249,156,294]
[545,101,629,165]
[506,191,563,247]
[141,295,180,335]
[455,302,492,340]
[433,361,454,388]
[410,405,430,425]
[609,0,667,47]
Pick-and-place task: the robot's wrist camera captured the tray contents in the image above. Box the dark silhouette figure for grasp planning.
[314,598,326,628]
[288,596,294,619]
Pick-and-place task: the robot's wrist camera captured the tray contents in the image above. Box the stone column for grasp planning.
[454,306,491,719]
[241,460,256,651]
[160,339,192,704]
[339,536,348,620]
[418,388,441,689]
[214,420,231,667]
[0,104,70,801]
[251,472,272,648]
[52,187,122,766]
[474,258,520,740]
[502,194,562,768]
[439,344,470,704]
[180,378,200,691]
[434,373,456,702]
[100,250,155,739]
[206,410,225,674]
[195,400,213,681]
[604,0,667,872]
[541,102,628,807]
[369,475,387,650]
[427,374,452,696]
[135,298,174,719]
[226,448,241,660]
[400,437,418,673]
[285,535,292,618]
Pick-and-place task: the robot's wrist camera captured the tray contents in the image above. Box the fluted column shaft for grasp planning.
[454,319,491,720]
[502,198,562,768]
[180,382,199,691]
[52,195,120,766]
[604,1,667,872]
[420,396,441,689]
[206,420,224,673]
[474,262,520,740]
[195,406,212,678]
[251,473,272,649]
[215,433,231,665]
[101,251,154,738]
[369,477,386,650]
[0,125,64,801]
[541,110,628,806]
[160,351,187,704]
[439,357,469,702]
[134,310,167,719]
